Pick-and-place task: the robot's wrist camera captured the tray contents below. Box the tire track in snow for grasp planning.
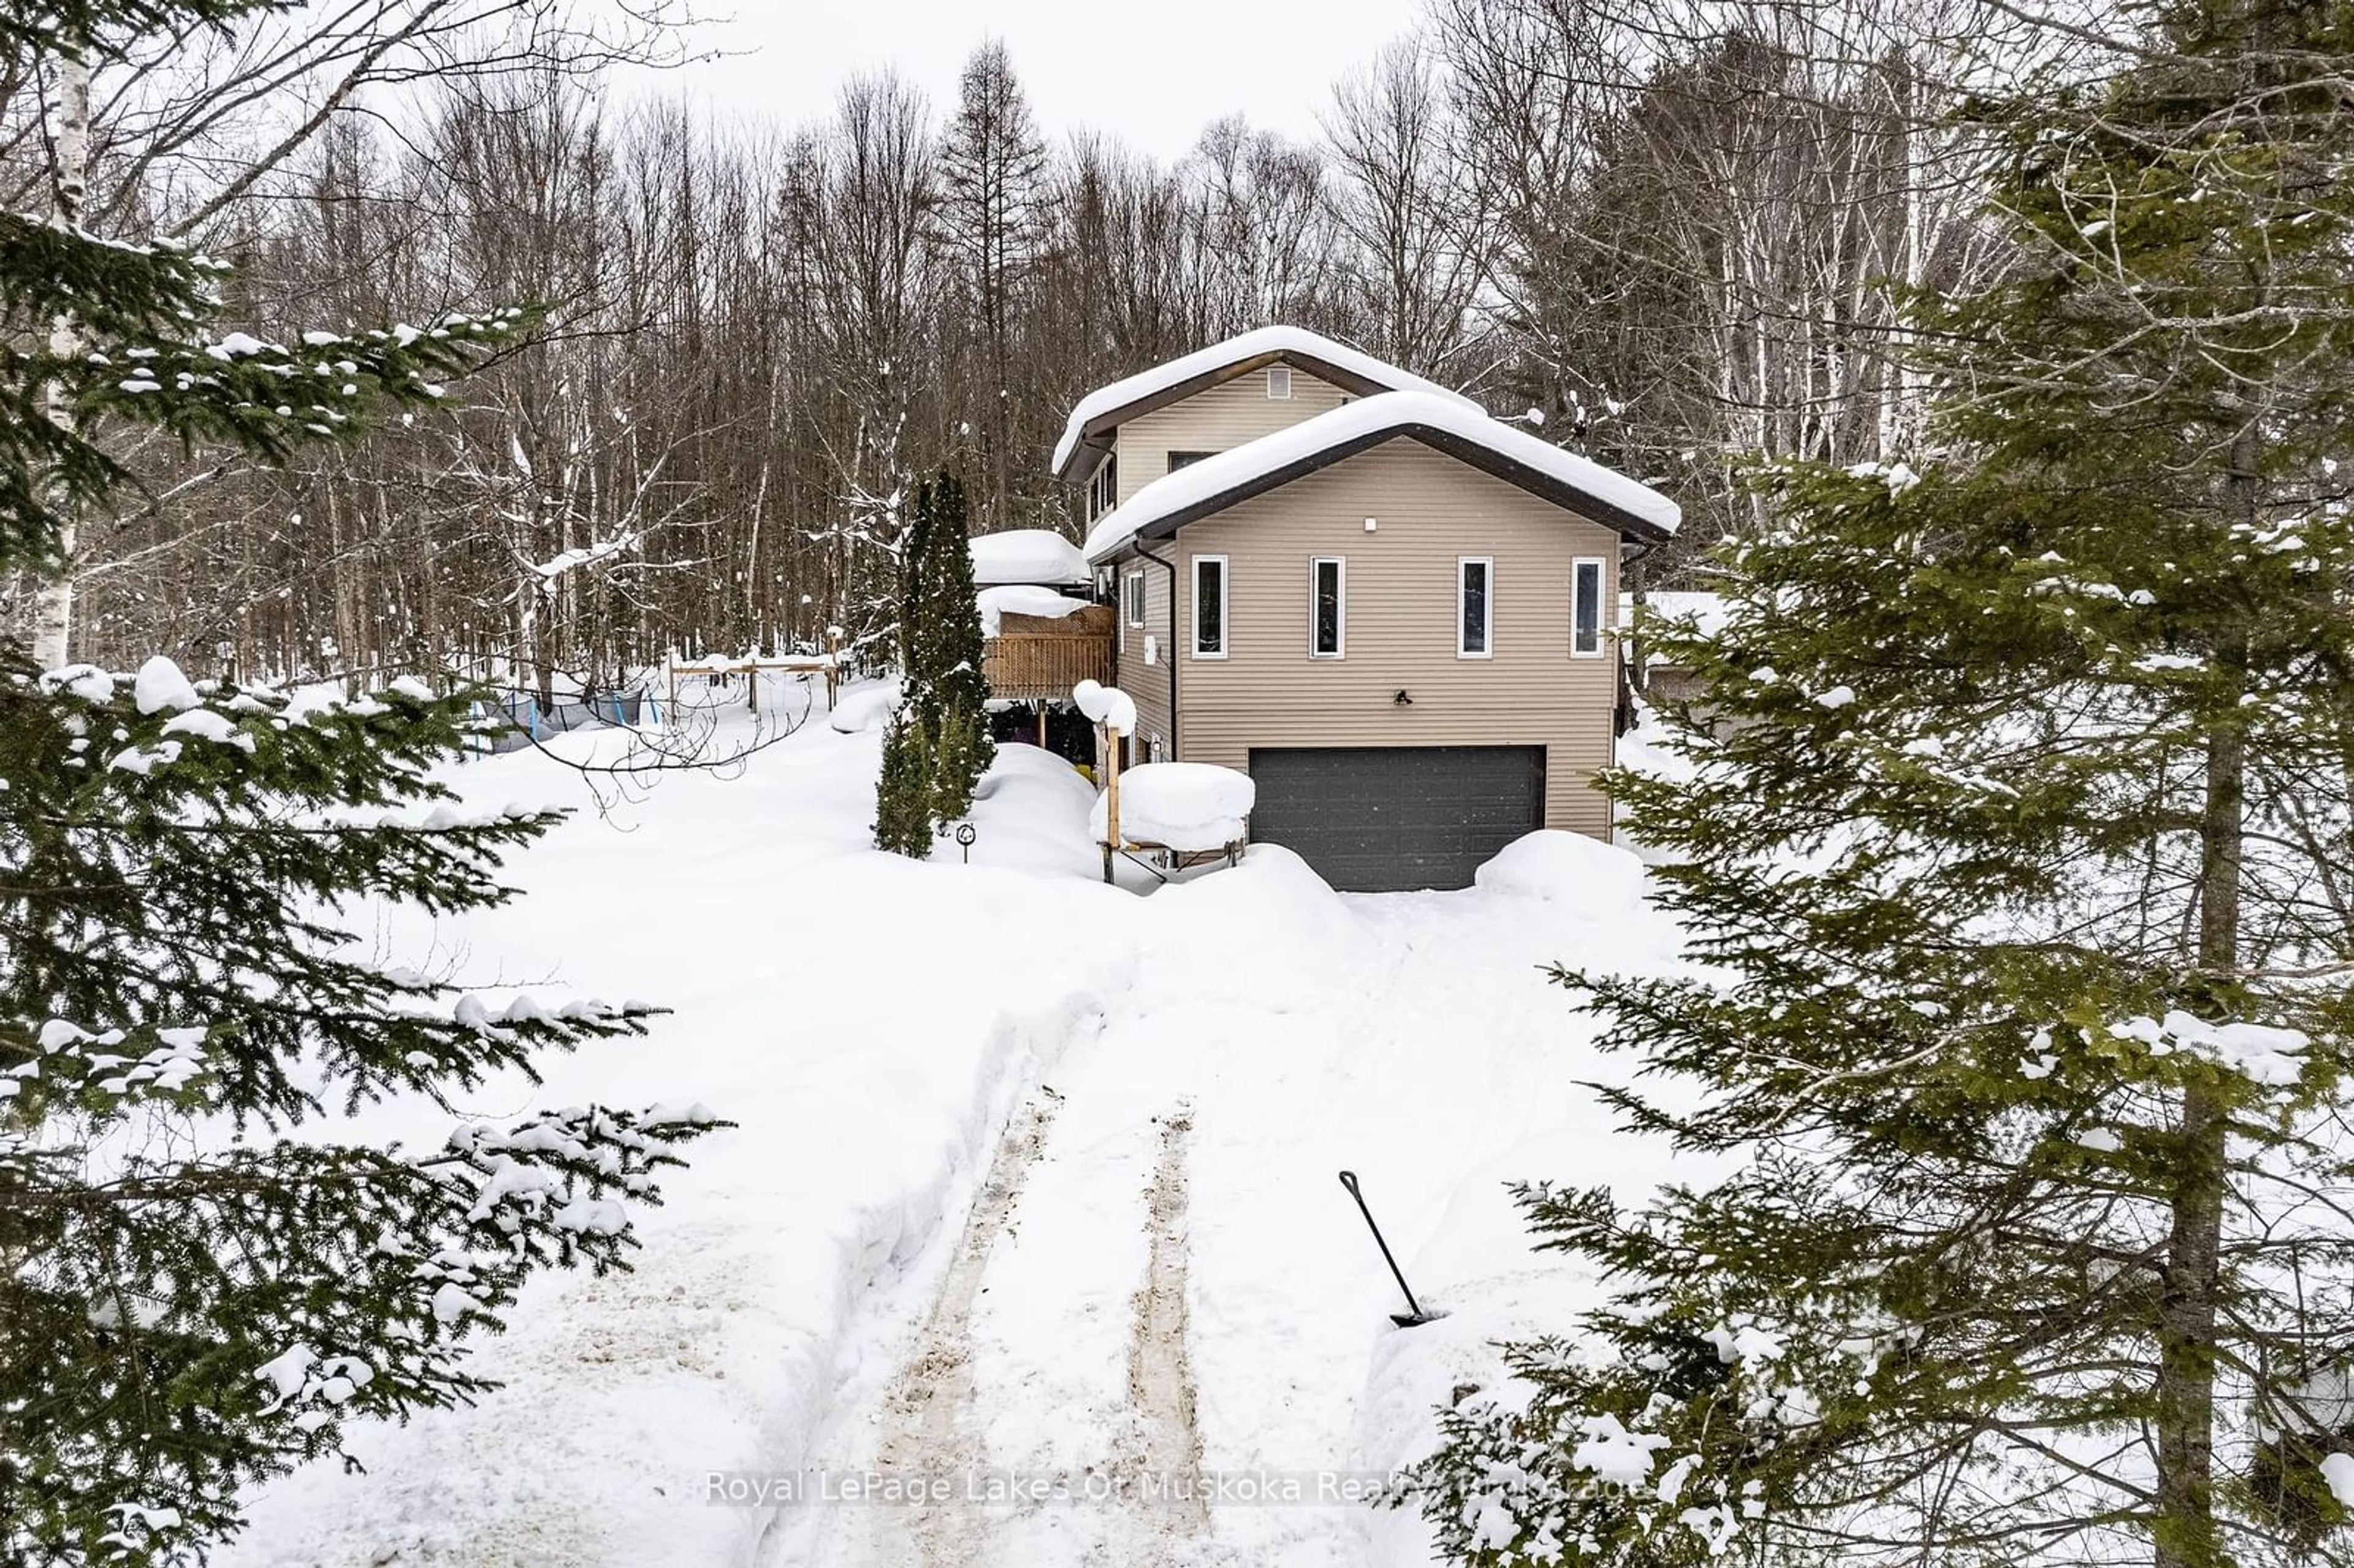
[853,1090,1059,1568]
[1109,1100,1209,1551]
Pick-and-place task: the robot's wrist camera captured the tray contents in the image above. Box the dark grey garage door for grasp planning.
[1246,746,1545,892]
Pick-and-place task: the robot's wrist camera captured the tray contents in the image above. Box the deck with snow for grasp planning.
[980,603,1114,705]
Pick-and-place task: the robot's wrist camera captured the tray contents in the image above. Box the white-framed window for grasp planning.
[1571,557,1606,657]
[1124,571,1148,630]
[1192,554,1228,659]
[1087,452,1120,521]
[1458,556,1494,659]
[1267,365,1293,400]
[1167,449,1216,472]
[1309,556,1346,659]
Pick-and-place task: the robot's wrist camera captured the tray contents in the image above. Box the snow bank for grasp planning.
[978,584,1091,636]
[1087,761,1254,850]
[970,528,1090,586]
[1053,324,1480,474]
[828,678,899,734]
[219,710,1139,1568]
[1475,829,1647,907]
[961,744,1102,879]
[1355,1117,1707,1568]
[1084,390,1682,563]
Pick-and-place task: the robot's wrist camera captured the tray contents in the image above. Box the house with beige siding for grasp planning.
[1050,327,1680,892]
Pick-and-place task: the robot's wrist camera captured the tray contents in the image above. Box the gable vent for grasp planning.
[1267,365,1292,400]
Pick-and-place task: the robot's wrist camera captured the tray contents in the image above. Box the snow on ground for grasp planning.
[223,681,1691,1568]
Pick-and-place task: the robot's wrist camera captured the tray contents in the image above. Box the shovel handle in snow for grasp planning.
[1338,1170,1438,1327]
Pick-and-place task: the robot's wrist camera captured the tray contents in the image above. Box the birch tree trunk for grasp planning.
[32,40,91,669]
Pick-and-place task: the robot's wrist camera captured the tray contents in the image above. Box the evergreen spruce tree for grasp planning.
[872,471,991,854]
[1414,4,2354,1566]
[874,473,939,856]
[915,472,993,824]
[872,707,937,856]
[1,6,720,1561]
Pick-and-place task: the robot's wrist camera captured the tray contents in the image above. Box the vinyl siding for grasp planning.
[1111,554,1176,764]
[1112,367,1350,504]
[1169,439,1624,837]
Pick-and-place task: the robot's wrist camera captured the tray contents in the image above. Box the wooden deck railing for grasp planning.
[982,632,1114,704]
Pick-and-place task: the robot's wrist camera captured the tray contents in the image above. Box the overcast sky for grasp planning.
[641,0,1427,158]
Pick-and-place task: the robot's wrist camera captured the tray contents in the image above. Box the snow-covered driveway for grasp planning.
[221,701,1684,1568]
[782,837,1683,1567]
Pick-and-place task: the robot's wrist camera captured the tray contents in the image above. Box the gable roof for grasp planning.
[1081,391,1682,563]
[1051,326,1480,482]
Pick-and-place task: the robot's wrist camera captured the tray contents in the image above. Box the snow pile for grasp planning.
[828,678,900,734]
[1087,761,1254,851]
[978,584,1091,636]
[970,528,1091,586]
[962,744,1102,878]
[1083,390,1681,562]
[1475,830,1648,906]
[1070,678,1137,736]
[1053,324,1480,474]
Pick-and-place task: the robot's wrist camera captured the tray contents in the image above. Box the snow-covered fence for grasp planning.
[665,648,842,715]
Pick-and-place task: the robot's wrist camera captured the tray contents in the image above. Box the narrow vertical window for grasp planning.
[1125,571,1146,629]
[1311,557,1346,658]
[1267,365,1293,400]
[1088,455,1119,521]
[1192,555,1227,658]
[1572,558,1605,657]
[1458,557,1493,658]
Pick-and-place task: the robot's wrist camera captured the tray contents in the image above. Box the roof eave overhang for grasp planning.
[1106,425,1677,555]
[1053,350,1405,485]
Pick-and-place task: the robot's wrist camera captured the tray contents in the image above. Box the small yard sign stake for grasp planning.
[954,822,977,864]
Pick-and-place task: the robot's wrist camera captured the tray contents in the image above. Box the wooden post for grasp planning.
[1100,723,1121,884]
[1037,704,1048,748]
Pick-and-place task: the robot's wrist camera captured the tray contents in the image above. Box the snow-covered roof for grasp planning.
[970,528,1091,587]
[1051,326,1480,478]
[1623,591,1727,634]
[1083,391,1682,563]
[978,584,1091,636]
[1623,591,1728,666]
[1089,761,1255,852]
